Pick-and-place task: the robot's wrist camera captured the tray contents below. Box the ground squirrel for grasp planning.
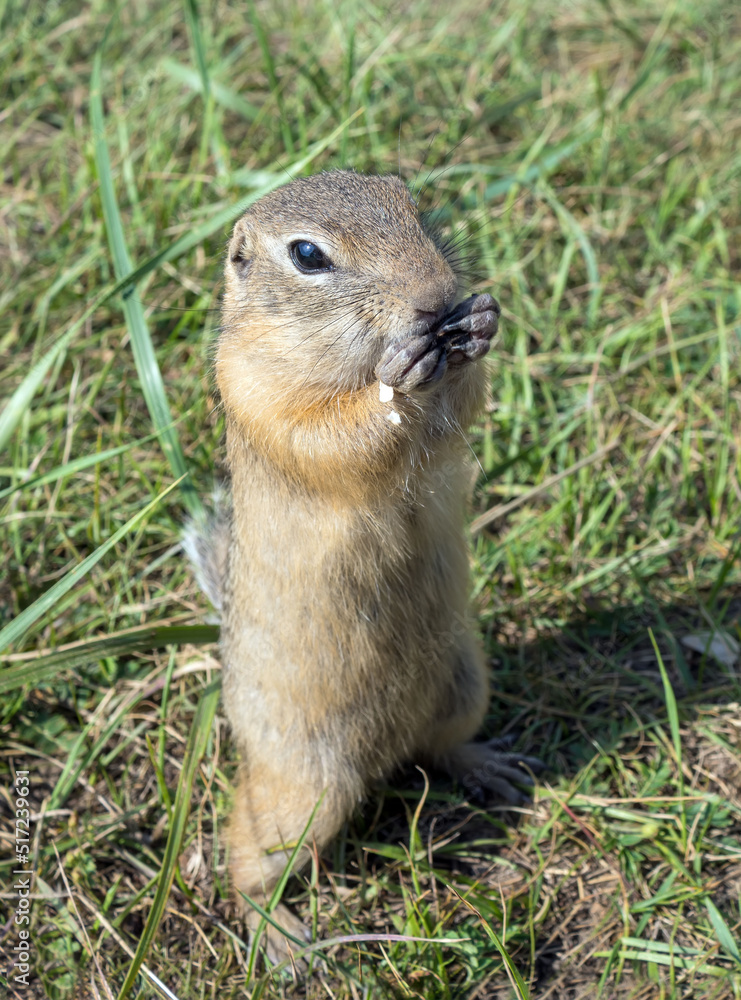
[186,169,541,965]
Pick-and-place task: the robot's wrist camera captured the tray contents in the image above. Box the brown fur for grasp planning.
[201,170,538,964]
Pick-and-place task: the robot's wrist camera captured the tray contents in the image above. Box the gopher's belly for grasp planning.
[222,485,473,779]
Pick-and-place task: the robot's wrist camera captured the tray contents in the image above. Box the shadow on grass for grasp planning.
[345,593,741,998]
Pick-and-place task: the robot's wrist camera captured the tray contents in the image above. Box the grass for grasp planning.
[1,0,740,996]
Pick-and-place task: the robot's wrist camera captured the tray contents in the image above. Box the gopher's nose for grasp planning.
[414,307,444,325]
[409,281,456,321]
[407,305,447,339]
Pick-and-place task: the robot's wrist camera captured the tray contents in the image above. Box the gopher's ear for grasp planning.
[228,216,253,280]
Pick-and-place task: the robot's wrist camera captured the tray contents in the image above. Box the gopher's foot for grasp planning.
[443,736,544,805]
[244,900,311,970]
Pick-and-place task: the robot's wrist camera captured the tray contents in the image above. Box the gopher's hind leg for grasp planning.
[228,756,351,967]
[422,633,543,805]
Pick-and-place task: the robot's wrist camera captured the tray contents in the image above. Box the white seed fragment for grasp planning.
[379,381,394,402]
[386,409,402,425]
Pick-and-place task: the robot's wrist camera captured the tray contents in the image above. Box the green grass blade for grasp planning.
[90,49,202,519]
[116,678,220,1000]
[611,948,727,977]
[183,0,210,101]
[620,937,703,955]
[477,914,530,998]
[539,183,602,328]
[648,629,683,771]
[239,891,307,947]
[481,88,541,127]
[482,128,596,199]
[446,883,530,999]
[161,57,259,119]
[704,898,741,967]
[248,0,294,153]
[0,321,81,454]
[0,624,219,694]
[182,0,220,179]
[0,478,183,654]
[649,627,687,851]
[0,434,156,500]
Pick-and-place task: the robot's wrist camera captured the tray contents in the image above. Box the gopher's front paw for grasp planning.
[374,332,447,393]
[437,293,500,363]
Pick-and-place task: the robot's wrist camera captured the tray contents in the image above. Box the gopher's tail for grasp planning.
[182,487,231,614]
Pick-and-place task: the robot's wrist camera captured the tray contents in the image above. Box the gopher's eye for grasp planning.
[289,241,332,273]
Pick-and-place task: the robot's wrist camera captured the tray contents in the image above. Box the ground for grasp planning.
[1,0,740,997]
